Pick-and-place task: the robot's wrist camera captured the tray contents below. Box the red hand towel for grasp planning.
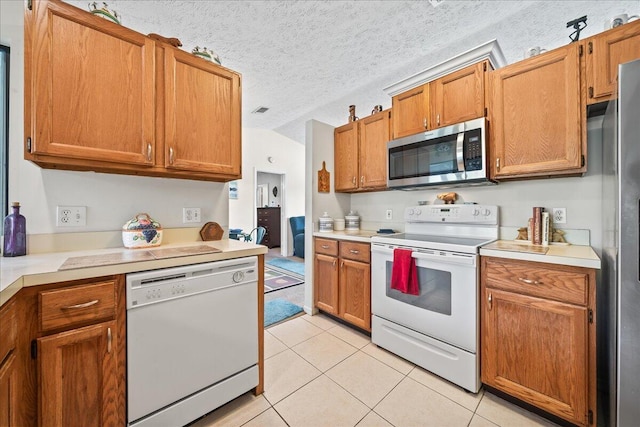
[391,248,419,295]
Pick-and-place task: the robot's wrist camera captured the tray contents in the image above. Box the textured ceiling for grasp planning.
[69,0,639,143]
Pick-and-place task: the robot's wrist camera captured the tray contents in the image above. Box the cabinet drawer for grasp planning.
[0,299,17,363]
[39,281,116,333]
[483,257,588,306]
[339,241,370,263]
[315,238,338,256]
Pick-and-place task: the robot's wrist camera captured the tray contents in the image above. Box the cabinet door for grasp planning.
[392,83,430,138]
[38,321,118,427]
[431,62,486,128]
[164,49,241,177]
[481,288,589,426]
[490,44,584,179]
[0,353,18,427]
[586,20,640,104]
[359,110,390,190]
[334,122,359,192]
[27,0,155,165]
[314,254,339,314]
[339,259,371,331]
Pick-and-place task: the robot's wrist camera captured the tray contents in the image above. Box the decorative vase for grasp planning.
[191,46,222,65]
[88,2,121,25]
[3,202,27,257]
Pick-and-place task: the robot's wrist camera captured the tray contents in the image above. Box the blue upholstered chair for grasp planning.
[289,216,305,258]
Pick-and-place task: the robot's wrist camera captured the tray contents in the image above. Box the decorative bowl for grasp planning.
[191,46,222,65]
[88,2,121,25]
[122,213,162,248]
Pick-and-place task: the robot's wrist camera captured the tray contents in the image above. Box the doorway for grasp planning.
[255,171,286,256]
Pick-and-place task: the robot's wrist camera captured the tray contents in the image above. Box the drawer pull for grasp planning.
[61,300,99,310]
[107,327,112,354]
[322,245,330,249]
[518,278,541,285]
[350,249,360,254]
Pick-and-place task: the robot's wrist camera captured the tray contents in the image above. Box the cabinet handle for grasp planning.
[61,300,99,310]
[169,147,175,165]
[350,249,360,254]
[496,158,500,171]
[332,259,336,267]
[341,261,344,269]
[322,245,330,249]
[352,176,356,185]
[360,176,364,184]
[423,118,428,129]
[518,277,542,285]
[488,292,492,310]
[146,143,152,161]
[437,113,440,126]
[107,327,112,354]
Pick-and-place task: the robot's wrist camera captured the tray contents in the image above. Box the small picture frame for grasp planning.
[229,181,238,199]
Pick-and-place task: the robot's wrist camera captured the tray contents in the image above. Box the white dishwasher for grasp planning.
[126,256,259,427]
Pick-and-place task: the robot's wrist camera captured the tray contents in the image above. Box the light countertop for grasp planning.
[312,229,382,243]
[480,240,601,269]
[0,239,267,306]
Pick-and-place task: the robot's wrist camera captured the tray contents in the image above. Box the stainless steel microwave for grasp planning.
[387,117,493,189]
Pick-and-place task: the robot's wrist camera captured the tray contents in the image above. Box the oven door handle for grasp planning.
[372,245,476,266]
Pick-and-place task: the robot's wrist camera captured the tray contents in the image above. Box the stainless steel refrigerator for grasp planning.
[602,58,640,427]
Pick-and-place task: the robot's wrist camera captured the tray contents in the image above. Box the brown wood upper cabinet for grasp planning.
[489,43,585,179]
[334,109,391,193]
[25,0,241,182]
[392,61,488,138]
[585,20,640,104]
[481,257,596,426]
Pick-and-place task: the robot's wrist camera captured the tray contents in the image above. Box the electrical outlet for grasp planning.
[385,209,393,220]
[56,206,86,227]
[552,208,567,224]
[183,207,201,223]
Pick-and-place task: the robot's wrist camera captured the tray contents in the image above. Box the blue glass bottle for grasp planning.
[3,202,27,257]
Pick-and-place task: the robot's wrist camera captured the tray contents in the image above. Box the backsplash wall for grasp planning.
[350,116,605,253]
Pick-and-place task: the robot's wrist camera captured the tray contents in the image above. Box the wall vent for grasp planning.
[252,106,270,114]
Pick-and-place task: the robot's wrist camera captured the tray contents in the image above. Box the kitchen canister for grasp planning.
[334,218,345,231]
[122,213,163,248]
[345,210,360,231]
[318,212,334,232]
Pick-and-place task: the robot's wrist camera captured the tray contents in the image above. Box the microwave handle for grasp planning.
[456,132,465,172]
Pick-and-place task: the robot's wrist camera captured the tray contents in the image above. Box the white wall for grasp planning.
[1,0,230,243]
[229,128,305,254]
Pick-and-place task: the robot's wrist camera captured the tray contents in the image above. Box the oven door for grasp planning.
[371,243,478,352]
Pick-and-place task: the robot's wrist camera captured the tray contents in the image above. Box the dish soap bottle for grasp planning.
[3,202,26,257]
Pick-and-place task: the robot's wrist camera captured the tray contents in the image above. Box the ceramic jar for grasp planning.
[333,218,345,231]
[345,211,360,231]
[318,212,333,232]
[122,213,163,248]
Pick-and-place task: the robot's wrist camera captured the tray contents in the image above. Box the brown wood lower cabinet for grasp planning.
[314,238,371,331]
[0,299,19,426]
[480,256,596,426]
[5,275,126,427]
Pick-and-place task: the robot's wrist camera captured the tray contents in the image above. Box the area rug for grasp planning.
[265,266,304,293]
[264,299,304,327]
[266,258,305,277]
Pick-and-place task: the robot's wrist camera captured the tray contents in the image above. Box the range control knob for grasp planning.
[415,208,422,215]
[407,208,415,216]
[233,271,245,283]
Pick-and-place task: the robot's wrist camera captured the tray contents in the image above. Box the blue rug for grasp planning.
[266,258,305,277]
[265,299,304,327]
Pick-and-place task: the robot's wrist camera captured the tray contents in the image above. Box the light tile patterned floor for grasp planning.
[191,314,561,427]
